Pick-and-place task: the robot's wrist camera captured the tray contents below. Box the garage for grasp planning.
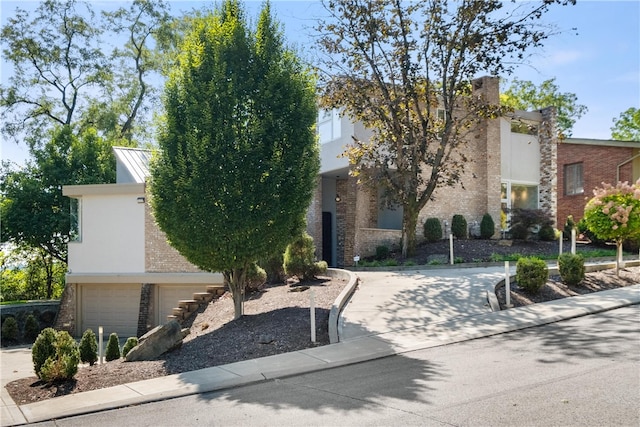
[80,284,141,338]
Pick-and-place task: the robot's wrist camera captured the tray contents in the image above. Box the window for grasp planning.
[564,163,584,196]
[70,198,81,242]
[501,181,539,230]
[317,109,341,144]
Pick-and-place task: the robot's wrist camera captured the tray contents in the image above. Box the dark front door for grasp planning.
[322,211,332,266]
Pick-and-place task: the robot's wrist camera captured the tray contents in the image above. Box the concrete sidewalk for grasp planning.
[2,264,639,426]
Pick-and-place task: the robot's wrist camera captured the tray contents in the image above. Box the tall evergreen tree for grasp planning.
[151,0,319,319]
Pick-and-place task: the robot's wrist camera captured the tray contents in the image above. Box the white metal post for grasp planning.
[98,326,104,365]
[449,234,454,265]
[571,228,576,254]
[505,261,512,308]
[310,289,316,343]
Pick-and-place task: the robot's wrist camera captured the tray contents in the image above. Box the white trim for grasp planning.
[63,183,145,197]
[66,272,224,284]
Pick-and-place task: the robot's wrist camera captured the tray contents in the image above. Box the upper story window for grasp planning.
[564,162,584,196]
[511,119,538,135]
[318,109,341,144]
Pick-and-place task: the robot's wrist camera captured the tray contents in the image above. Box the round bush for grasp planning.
[32,328,58,378]
[375,245,390,260]
[480,213,495,239]
[23,314,41,341]
[79,329,98,366]
[284,233,324,280]
[451,215,468,239]
[515,257,548,293]
[1,316,19,343]
[122,337,139,358]
[423,218,442,242]
[538,224,556,241]
[39,331,79,382]
[105,333,121,362]
[558,253,585,286]
[246,263,267,292]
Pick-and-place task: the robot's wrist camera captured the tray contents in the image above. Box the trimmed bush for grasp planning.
[284,233,327,280]
[1,316,19,343]
[451,215,468,239]
[558,253,585,286]
[480,213,495,239]
[423,218,442,242]
[510,209,554,241]
[375,245,390,260]
[516,257,548,293]
[246,263,267,292]
[563,215,576,240]
[23,314,40,341]
[105,333,121,362]
[32,328,58,378]
[39,331,79,382]
[122,337,138,358]
[538,224,556,241]
[260,252,285,284]
[79,329,98,366]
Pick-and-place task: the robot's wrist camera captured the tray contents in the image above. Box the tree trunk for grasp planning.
[616,240,624,277]
[401,205,419,258]
[224,267,247,320]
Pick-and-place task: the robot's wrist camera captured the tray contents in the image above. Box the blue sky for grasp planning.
[1,0,639,166]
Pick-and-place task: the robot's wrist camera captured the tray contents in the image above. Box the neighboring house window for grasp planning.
[70,198,81,242]
[564,163,584,196]
[318,109,341,144]
[511,119,538,135]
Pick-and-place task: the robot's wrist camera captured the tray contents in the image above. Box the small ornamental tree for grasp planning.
[583,179,640,276]
[105,333,121,361]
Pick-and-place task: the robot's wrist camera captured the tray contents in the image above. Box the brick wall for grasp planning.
[144,197,203,273]
[539,107,559,226]
[53,283,76,335]
[557,142,636,227]
[306,176,323,257]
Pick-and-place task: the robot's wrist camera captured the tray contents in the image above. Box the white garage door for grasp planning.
[81,284,141,338]
[158,285,206,325]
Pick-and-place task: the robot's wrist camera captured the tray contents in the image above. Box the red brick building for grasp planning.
[557,139,640,228]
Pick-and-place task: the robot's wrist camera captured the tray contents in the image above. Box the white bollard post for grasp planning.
[559,235,563,255]
[449,233,454,265]
[571,228,576,255]
[98,326,104,365]
[310,289,316,343]
[505,261,512,308]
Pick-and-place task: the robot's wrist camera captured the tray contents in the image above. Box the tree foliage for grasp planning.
[500,78,587,137]
[0,0,170,146]
[316,0,575,257]
[611,107,640,141]
[150,0,319,319]
[583,179,640,275]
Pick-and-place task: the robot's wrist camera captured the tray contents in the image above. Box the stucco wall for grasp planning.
[66,186,145,274]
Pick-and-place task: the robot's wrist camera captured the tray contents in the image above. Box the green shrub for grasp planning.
[79,329,98,366]
[510,209,553,241]
[451,215,468,239]
[1,316,19,342]
[246,263,267,292]
[423,218,442,242]
[480,213,495,239]
[516,257,548,293]
[260,252,285,284]
[23,314,40,341]
[375,245,390,260]
[538,224,556,241]
[122,337,138,358]
[558,253,585,286]
[563,215,576,240]
[32,328,58,378]
[383,259,398,267]
[105,333,121,362]
[283,233,326,280]
[39,331,79,382]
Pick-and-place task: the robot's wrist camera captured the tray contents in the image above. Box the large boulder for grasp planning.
[125,320,188,362]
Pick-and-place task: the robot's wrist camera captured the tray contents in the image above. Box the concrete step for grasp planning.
[178,300,199,311]
[171,307,185,319]
[193,292,214,303]
[206,285,225,296]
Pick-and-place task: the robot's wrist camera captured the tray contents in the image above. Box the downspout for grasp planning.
[616,153,640,182]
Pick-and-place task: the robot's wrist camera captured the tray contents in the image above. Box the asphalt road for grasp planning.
[32,305,640,427]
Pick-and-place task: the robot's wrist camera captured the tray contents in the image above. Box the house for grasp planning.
[306,76,560,267]
[58,148,224,338]
[557,138,640,228]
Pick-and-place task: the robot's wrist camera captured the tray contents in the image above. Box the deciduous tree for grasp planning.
[316,0,575,257]
[611,107,640,141]
[583,179,640,276]
[150,0,319,319]
[500,78,587,137]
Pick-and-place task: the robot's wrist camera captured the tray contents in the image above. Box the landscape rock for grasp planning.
[125,320,186,362]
